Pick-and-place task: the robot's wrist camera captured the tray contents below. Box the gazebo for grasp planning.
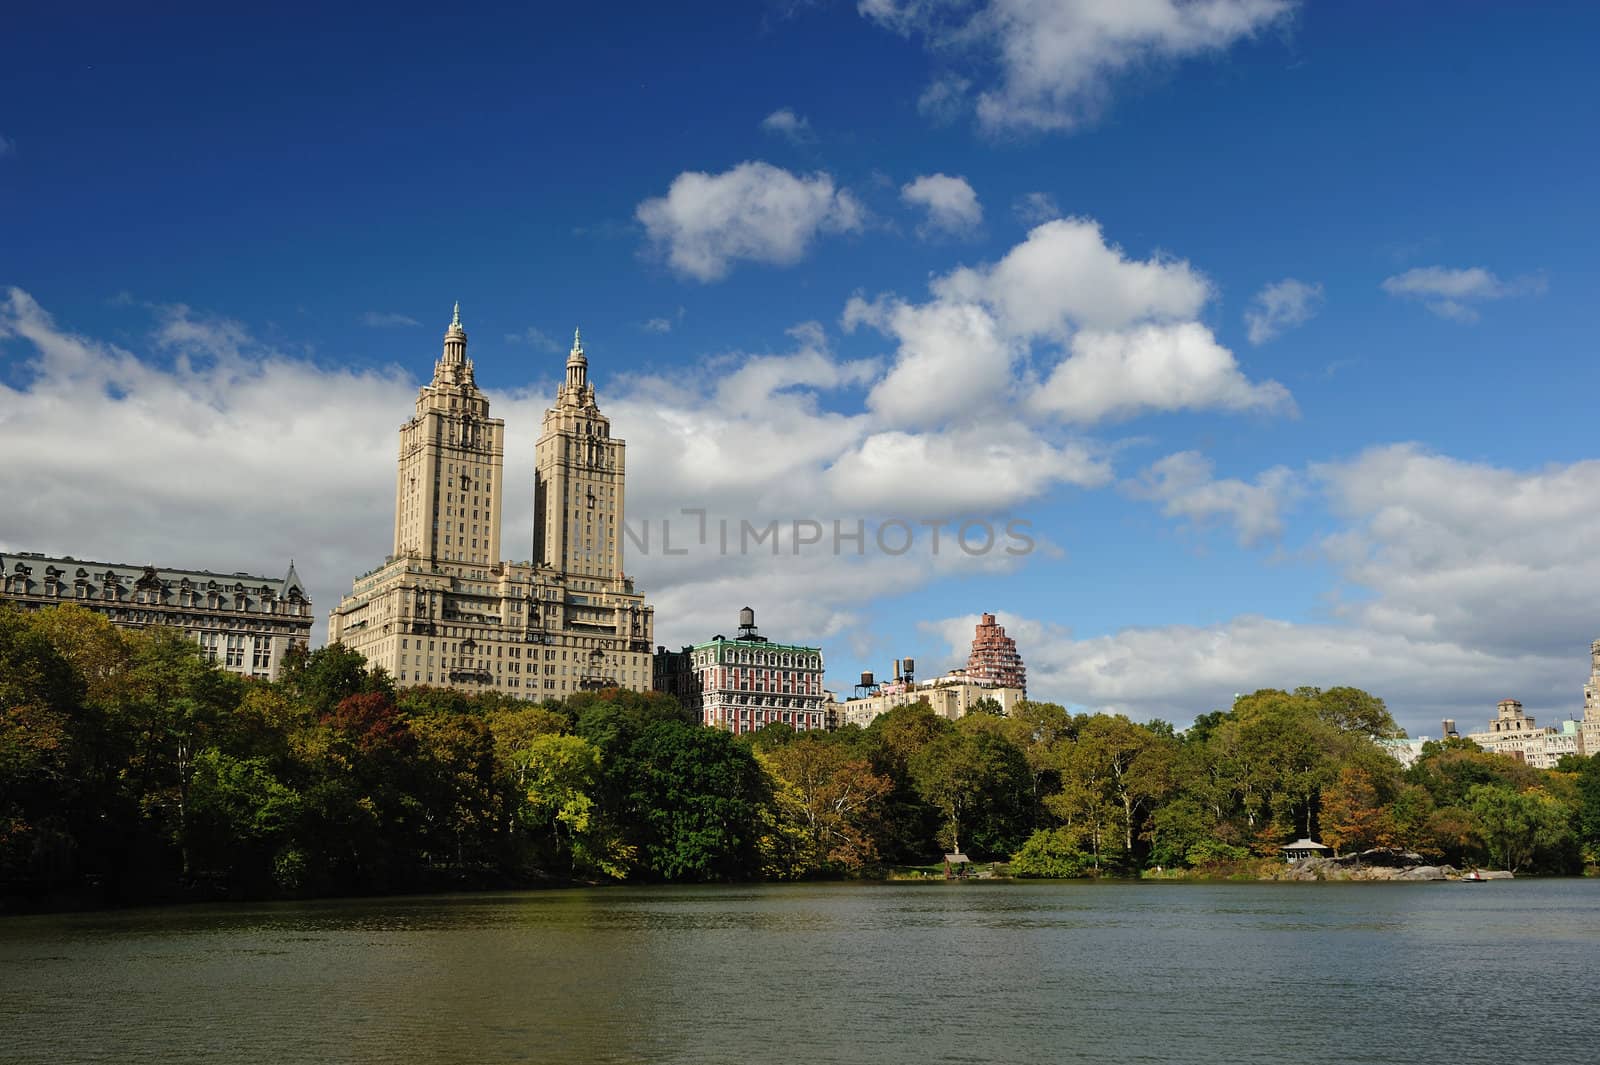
[944,852,971,879]
[1282,838,1331,863]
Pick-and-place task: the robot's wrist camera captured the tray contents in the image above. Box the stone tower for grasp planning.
[392,304,506,568]
[329,310,655,698]
[532,329,627,583]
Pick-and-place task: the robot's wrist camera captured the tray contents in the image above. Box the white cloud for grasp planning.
[642,307,686,334]
[0,288,416,639]
[1381,265,1545,322]
[759,108,815,143]
[1127,450,1300,545]
[1315,444,1600,659]
[2,291,1049,652]
[862,0,1296,134]
[933,217,1212,335]
[1034,322,1294,424]
[1244,277,1322,345]
[920,611,1573,737]
[1013,191,1061,226]
[915,444,1600,734]
[846,295,1017,427]
[636,161,864,281]
[0,134,14,158]
[360,311,421,328]
[900,173,984,236]
[847,217,1289,429]
[828,427,1110,512]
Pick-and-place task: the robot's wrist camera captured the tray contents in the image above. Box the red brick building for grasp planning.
[966,612,1026,692]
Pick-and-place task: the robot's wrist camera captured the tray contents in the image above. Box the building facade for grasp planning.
[1462,699,1581,769]
[653,608,827,733]
[967,612,1026,692]
[0,551,312,680]
[834,667,1025,728]
[328,309,655,696]
[1581,639,1600,757]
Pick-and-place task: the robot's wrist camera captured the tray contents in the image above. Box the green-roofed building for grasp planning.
[654,607,827,734]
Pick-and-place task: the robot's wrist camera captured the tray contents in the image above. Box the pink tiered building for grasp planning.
[966,612,1026,693]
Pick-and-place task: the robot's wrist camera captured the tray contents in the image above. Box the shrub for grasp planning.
[1009,828,1091,879]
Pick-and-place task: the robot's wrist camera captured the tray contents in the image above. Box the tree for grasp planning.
[1320,765,1394,854]
[1009,827,1090,878]
[910,730,1031,858]
[1467,784,1572,873]
[968,696,1005,717]
[766,736,892,872]
[520,733,624,877]
[617,720,769,881]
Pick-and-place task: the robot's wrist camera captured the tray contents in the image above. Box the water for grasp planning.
[3,880,1598,1065]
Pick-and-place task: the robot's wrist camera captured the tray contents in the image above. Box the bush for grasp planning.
[1009,828,1091,879]
[1185,838,1251,866]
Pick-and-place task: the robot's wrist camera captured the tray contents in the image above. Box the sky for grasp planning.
[3,1,1599,737]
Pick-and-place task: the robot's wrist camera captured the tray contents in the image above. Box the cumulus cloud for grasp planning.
[1381,265,1545,322]
[759,108,815,143]
[900,173,983,236]
[360,311,421,328]
[921,611,1573,737]
[1127,451,1300,545]
[933,218,1211,335]
[636,161,864,281]
[1013,191,1062,226]
[1035,323,1293,423]
[862,0,1296,134]
[0,288,416,638]
[0,290,1106,652]
[1244,277,1322,344]
[846,217,1289,428]
[1314,444,1600,659]
[916,444,1600,734]
[828,427,1109,512]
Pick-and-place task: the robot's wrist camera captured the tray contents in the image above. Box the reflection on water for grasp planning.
[3,881,1598,1065]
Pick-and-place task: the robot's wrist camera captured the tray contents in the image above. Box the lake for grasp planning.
[3,880,1597,1064]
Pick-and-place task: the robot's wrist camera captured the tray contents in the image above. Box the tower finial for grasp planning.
[452,301,462,329]
[572,326,583,355]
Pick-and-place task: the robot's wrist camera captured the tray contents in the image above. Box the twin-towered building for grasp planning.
[327,307,655,696]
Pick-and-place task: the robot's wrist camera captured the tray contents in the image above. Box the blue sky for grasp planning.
[3,1,1598,735]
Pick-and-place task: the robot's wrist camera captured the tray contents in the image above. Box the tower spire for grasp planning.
[439,301,468,372]
[572,326,583,355]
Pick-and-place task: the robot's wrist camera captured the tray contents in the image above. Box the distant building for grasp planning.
[834,659,1025,728]
[653,608,827,734]
[1379,736,1430,769]
[0,550,312,680]
[1463,699,1581,769]
[967,612,1026,692]
[328,309,655,696]
[1581,639,1600,757]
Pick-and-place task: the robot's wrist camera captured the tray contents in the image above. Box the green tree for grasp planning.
[910,729,1031,858]
[617,720,769,881]
[1467,784,1572,873]
[1009,827,1091,878]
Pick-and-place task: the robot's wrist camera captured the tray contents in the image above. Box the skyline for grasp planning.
[4,2,1599,735]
